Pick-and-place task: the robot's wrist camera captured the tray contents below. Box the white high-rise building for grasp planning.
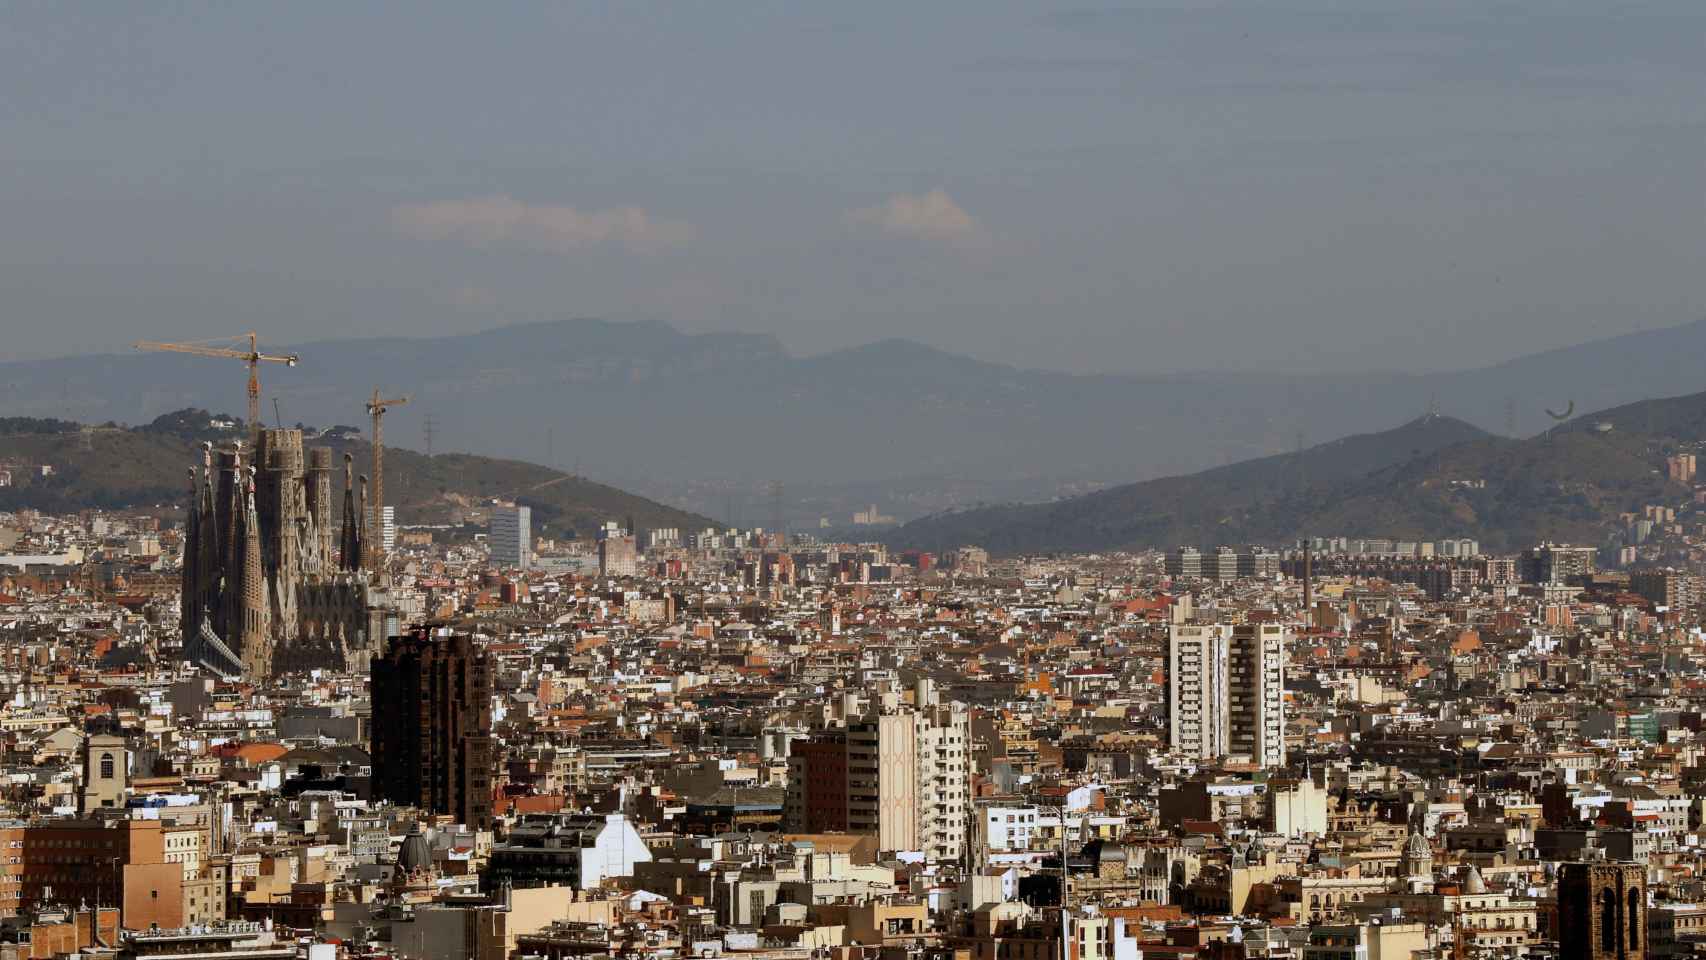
[1168,624,1229,759]
[380,505,396,552]
[489,504,531,569]
[1169,623,1287,767]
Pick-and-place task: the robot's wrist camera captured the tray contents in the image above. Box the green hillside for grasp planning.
[0,411,716,537]
[887,403,1695,556]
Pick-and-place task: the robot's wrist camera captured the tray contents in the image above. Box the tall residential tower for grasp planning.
[1168,623,1288,767]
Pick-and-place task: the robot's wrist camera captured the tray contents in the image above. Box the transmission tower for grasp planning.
[423,415,437,458]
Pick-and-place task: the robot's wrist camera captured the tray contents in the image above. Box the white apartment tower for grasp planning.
[1168,624,1228,759]
[1169,623,1288,767]
[489,503,532,569]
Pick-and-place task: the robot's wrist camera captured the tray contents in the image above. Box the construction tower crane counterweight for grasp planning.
[134,332,299,435]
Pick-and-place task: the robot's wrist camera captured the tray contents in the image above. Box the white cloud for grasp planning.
[847,189,988,248]
[392,195,694,255]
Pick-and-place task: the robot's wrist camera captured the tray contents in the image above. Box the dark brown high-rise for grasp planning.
[370,627,495,829]
[1559,862,1645,960]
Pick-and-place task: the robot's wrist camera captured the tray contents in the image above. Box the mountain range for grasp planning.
[885,391,1703,556]
[2,316,1705,524]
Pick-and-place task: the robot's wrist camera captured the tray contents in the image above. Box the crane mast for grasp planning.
[365,389,410,568]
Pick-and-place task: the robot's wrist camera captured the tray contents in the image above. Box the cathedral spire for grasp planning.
[180,466,200,645]
[339,453,363,571]
[236,466,271,678]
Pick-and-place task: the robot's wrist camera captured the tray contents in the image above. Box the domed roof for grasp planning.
[398,825,432,874]
[1462,865,1487,895]
[1405,830,1430,857]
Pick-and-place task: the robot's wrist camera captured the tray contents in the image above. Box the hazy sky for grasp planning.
[3,1,1703,374]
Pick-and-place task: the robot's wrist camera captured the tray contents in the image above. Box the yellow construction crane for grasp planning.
[133,332,299,435]
[365,389,410,567]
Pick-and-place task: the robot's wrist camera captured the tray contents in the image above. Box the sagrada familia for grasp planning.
[180,427,395,679]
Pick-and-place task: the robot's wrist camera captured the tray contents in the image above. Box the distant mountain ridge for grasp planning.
[886,389,1706,555]
[884,414,1497,554]
[2,316,1704,518]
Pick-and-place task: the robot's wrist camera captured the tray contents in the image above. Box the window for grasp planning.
[1630,889,1642,950]
[1602,889,1618,951]
[99,754,115,779]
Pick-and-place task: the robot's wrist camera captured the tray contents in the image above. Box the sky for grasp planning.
[2,1,1703,374]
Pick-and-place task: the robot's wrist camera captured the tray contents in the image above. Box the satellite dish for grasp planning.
[1545,401,1574,421]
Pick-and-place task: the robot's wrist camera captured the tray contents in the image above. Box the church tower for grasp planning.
[1401,826,1433,882]
[1559,862,1645,960]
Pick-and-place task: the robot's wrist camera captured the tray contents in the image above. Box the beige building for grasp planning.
[163,824,203,880]
[391,888,614,960]
[80,734,127,814]
[845,707,969,861]
[1304,922,1432,960]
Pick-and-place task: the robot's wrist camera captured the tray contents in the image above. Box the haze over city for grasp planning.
[4,2,1704,374]
[4,7,1706,960]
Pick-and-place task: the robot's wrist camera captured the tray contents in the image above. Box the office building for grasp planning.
[370,627,495,828]
[1165,547,1202,579]
[1523,542,1597,584]
[598,531,637,577]
[489,503,531,569]
[380,505,396,552]
[1236,548,1281,579]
